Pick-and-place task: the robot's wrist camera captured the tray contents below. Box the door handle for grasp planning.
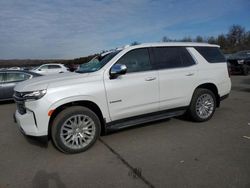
[186,73,194,76]
[145,77,156,81]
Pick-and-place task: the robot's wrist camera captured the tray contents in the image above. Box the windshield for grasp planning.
[76,51,120,73]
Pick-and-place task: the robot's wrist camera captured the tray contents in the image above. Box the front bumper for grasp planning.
[14,109,46,137]
[13,112,48,144]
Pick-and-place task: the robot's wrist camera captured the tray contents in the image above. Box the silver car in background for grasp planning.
[0,70,41,101]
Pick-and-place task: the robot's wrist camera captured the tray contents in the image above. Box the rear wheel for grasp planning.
[51,106,101,153]
[187,88,216,122]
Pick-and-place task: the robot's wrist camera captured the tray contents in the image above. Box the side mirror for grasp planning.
[110,64,127,79]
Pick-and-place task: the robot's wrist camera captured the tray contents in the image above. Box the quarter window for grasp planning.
[195,47,226,63]
[116,49,152,73]
[151,47,195,69]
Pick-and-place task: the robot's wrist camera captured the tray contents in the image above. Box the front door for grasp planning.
[104,48,159,121]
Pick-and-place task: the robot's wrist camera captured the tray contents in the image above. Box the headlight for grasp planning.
[22,89,47,101]
[237,59,244,64]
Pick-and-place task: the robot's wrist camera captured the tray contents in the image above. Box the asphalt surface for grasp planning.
[0,76,250,188]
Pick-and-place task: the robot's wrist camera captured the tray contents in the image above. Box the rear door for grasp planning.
[150,47,198,110]
[47,65,62,74]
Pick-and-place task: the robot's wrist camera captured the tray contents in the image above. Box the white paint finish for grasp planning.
[13,42,231,137]
[31,64,69,75]
[104,71,159,121]
[158,65,198,110]
[188,47,231,96]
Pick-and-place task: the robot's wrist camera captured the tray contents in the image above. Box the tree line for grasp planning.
[161,25,250,54]
[1,24,249,68]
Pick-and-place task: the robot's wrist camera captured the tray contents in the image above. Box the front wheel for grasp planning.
[187,89,216,122]
[51,106,101,153]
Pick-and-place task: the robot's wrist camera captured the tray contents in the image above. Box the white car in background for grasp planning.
[32,64,69,75]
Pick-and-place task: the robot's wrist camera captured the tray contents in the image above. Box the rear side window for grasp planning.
[48,65,61,69]
[116,48,152,73]
[6,73,30,82]
[195,47,226,63]
[151,47,195,69]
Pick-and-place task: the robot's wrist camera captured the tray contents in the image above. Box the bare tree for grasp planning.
[130,41,140,46]
[162,36,171,42]
[207,36,217,44]
[195,36,203,42]
[180,37,192,42]
[227,25,245,47]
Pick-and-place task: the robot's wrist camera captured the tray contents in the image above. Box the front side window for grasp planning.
[6,73,30,82]
[40,65,48,70]
[151,47,195,69]
[195,47,226,63]
[115,48,152,73]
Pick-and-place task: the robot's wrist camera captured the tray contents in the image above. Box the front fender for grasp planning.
[48,95,110,122]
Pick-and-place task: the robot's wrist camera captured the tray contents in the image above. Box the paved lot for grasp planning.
[0,76,250,188]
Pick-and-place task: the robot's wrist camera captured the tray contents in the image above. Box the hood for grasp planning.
[14,72,90,92]
[227,54,250,61]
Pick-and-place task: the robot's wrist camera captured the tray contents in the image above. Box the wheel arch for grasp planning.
[195,83,220,107]
[48,100,106,139]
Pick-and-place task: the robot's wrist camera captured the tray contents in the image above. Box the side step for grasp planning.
[106,108,187,132]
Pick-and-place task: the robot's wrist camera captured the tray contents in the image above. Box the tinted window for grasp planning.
[195,47,226,63]
[116,49,152,73]
[48,65,61,69]
[180,48,196,66]
[6,73,30,82]
[40,65,48,70]
[0,73,4,83]
[151,47,195,69]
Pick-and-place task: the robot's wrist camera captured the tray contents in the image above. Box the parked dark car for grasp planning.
[227,50,250,75]
[0,70,41,101]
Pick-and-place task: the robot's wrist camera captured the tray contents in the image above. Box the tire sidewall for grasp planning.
[52,106,101,154]
[189,89,216,122]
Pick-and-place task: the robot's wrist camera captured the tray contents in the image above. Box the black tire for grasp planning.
[187,88,216,122]
[51,106,101,154]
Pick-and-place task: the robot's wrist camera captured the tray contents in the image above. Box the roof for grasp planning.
[128,42,219,49]
[101,42,220,55]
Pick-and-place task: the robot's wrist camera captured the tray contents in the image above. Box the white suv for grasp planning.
[13,43,231,153]
[32,64,69,75]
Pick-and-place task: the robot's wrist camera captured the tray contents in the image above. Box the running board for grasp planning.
[106,107,187,131]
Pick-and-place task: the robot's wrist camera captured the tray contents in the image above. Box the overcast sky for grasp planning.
[0,0,249,59]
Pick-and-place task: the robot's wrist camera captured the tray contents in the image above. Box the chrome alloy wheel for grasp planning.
[195,94,214,119]
[60,114,96,149]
